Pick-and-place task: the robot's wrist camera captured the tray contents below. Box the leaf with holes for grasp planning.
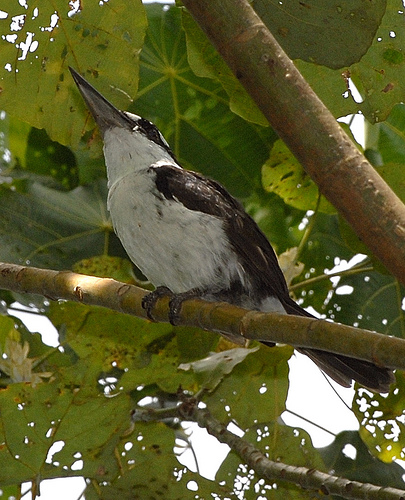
[354,371,405,463]
[0,0,146,147]
[0,363,132,486]
[204,345,292,429]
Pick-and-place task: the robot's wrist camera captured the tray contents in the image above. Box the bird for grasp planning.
[69,66,394,393]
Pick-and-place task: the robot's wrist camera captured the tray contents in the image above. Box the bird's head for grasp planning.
[69,67,176,173]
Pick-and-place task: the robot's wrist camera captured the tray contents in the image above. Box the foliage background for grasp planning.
[0,0,405,498]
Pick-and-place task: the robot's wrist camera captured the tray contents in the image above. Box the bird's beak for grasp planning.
[69,67,134,134]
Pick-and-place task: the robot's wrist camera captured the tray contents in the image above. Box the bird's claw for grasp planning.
[142,286,174,321]
[142,287,203,325]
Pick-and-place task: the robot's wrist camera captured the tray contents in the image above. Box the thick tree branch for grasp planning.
[181,0,405,286]
[132,397,405,500]
[1,262,404,371]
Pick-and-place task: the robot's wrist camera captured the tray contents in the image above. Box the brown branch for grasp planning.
[181,0,405,286]
[176,397,405,500]
[132,399,405,499]
[1,262,405,371]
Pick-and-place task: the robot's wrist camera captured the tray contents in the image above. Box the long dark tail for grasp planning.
[275,297,395,393]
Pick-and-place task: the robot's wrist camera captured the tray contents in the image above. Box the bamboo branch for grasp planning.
[1,261,404,371]
[181,0,405,286]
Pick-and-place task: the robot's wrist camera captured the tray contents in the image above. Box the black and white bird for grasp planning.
[69,67,394,393]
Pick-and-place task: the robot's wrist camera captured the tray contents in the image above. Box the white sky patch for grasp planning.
[46,440,65,464]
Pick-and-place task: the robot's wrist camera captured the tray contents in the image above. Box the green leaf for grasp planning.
[352,2,405,123]
[353,371,405,463]
[262,140,335,213]
[265,1,405,123]
[2,115,31,169]
[0,0,147,147]
[72,255,139,284]
[377,103,405,163]
[326,266,405,338]
[48,301,173,367]
[25,128,78,190]
[0,485,20,499]
[289,212,353,316]
[182,8,268,126]
[377,162,405,203]
[205,345,292,429]
[134,4,274,198]
[319,430,405,489]
[300,2,405,123]
[49,301,198,395]
[86,422,228,500]
[0,178,126,269]
[253,0,387,69]
[175,325,219,362]
[0,365,133,486]
[295,60,356,118]
[362,103,405,204]
[244,191,305,256]
[119,340,198,395]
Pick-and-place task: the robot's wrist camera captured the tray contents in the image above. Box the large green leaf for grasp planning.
[0,299,228,493]
[244,191,306,257]
[0,367,225,496]
[0,361,132,486]
[133,4,275,197]
[288,213,353,314]
[48,301,174,366]
[0,0,147,147]
[253,0,387,69]
[204,345,292,429]
[183,0,405,123]
[375,103,405,164]
[182,8,269,127]
[1,115,31,169]
[0,177,125,269]
[48,301,207,395]
[25,127,78,189]
[290,1,405,123]
[352,2,405,123]
[85,422,229,500]
[367,102,405,204]
[291,210,405,337]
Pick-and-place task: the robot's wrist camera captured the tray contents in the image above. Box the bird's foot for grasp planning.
[167,288,203,325]
[142,286,203,325]
[142,286,174,321]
